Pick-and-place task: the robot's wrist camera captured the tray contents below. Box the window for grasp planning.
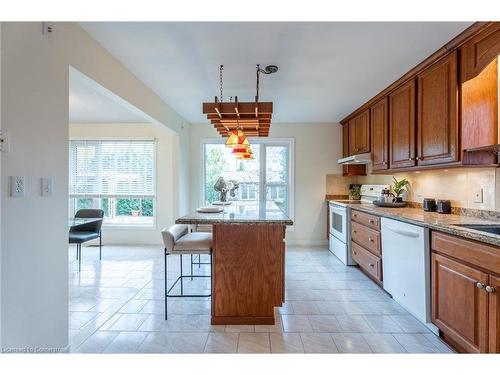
[202,139,294,218]
[69,139,156,226]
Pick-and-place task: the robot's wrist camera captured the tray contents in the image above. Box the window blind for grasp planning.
[69,140,155,198]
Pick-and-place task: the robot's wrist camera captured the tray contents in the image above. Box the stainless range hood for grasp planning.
[337,153,371,165]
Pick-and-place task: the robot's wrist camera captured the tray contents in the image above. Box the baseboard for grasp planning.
[285,240,328,246]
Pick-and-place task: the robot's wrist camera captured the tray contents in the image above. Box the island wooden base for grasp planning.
[211,223,286,325]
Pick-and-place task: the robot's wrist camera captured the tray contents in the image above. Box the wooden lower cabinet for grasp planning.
[351,210,382,285]
[431,252,489,353]
[489,275,500,353]
[431,231,500,353]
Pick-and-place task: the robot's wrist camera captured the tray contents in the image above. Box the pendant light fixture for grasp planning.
[225,129,249,149]
[203,63,278,156]
[233,146,254,160]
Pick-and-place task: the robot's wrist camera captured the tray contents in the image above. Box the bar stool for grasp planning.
[161,224,212,320]
[190,224,213,274]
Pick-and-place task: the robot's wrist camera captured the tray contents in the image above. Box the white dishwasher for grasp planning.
[381,217,433,327]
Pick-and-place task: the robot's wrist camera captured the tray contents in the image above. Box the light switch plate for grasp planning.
[473,188,483,203]
[10,176,25,197]
[41,177,52,196]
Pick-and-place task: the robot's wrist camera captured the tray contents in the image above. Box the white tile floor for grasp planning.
[69,245,454,353]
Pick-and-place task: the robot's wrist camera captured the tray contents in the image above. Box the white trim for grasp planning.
[200,137,295,225]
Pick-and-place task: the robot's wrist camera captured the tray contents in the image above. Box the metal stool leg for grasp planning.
[99,232,102,260]
[180,255,183,295]
[190,254,194,281]
[164,248,168,320]
[76,245,79,260]
[78,244,82,272]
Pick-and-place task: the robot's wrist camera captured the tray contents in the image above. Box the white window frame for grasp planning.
[200,137,295,227]
[69,137,158,229]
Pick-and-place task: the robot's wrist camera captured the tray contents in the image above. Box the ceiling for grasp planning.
[80,22,473,123]
[69,67,147,123]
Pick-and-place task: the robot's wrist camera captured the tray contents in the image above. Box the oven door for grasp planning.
[329,203,347,243]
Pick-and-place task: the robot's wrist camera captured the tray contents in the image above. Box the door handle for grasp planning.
[486,285,495,293]
[476,282,485,289]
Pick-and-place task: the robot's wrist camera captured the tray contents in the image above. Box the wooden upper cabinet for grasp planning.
[348,110,370,155]
[370,98,389,171]
[431,253,489,353]
[341,122,366,176]
[462,57,499,151]
[461,23,500,82]
[389,80,416,169]
[342,123,349,157]
[489,275,500,353]
[416,51,459,166]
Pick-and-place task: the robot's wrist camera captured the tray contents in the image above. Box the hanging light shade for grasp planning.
[225,129,250,149]
[236,152,254,160]
[232,146,254,160]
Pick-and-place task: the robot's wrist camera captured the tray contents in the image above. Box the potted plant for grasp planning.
[349,185,361,200]
[392,177,409,202]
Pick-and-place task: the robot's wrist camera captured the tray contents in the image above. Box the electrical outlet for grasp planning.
[10,176,25,197]
[473,188,483,203]
[41,177,52,197]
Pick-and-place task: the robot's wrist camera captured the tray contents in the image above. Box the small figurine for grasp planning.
[213,177,240,203]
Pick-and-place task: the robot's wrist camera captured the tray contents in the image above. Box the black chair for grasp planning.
[69,209,104,271]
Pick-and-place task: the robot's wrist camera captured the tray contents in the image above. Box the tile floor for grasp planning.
[69,245,454,353]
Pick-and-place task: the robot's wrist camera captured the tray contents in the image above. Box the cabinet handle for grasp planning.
[409,157,414,161]
[353,251,357,255]
[486,286,496,293]
[369,263,375,268]
[353,230,357,234]
[369,238,374,242]
[476,282,485,289]
[369,219,375,224]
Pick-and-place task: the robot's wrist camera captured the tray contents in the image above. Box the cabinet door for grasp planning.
[489,275,500,353]
[348,110,370,155]
[416,51,459,166]
[370,98,389,170]
[461,23,500,82]
[342,123,349,157]
[389,80,416,169]
[432,253,489,353]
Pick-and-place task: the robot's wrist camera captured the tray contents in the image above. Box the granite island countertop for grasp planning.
[328,200,500,247]
[176,201,293,225]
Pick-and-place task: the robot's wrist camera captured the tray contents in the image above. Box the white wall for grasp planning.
[0,21,3,347]
[1,22,190,350]
[70,123,176,245]
[190,123,342,245]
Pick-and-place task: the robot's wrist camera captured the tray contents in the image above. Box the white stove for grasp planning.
[328,184,389,265]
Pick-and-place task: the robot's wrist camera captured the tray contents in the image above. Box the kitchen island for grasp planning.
[176,201,293,325]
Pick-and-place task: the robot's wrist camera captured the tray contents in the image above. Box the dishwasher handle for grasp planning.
[386,226,420,238]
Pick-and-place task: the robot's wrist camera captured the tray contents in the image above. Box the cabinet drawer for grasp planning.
[432,231,500,275]
[351,221,381,256]
[351,210,380,230]
[352,241,382,282]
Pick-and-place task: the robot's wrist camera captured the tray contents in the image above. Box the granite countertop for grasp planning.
[176,201,294,225]
[329,200,500,247]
